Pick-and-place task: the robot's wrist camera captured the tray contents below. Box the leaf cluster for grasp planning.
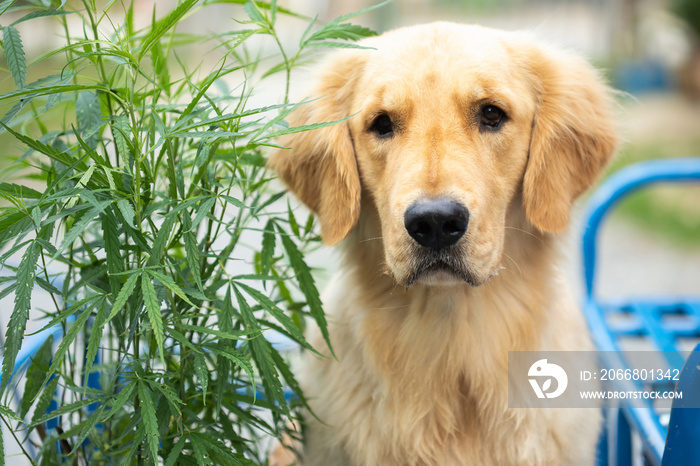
[0,1,379,464]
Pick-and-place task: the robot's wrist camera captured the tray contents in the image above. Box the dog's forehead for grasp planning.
[366,24,511,74]
[359,23,518,102]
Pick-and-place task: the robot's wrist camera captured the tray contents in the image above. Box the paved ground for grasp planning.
[563,212,700,302]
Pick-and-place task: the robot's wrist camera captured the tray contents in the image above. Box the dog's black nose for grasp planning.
[404,198,469,250]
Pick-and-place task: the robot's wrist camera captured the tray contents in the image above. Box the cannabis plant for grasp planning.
[0,0,378,464]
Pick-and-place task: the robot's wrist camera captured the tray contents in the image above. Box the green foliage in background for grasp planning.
[0,0,379,464]
[673,0,700,39]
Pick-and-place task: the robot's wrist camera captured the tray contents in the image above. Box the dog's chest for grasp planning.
[316,289,505,464]
[302,269,596,465]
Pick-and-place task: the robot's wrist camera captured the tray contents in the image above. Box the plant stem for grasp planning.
[0,415,37,466]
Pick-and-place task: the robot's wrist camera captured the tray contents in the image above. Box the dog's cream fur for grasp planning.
[270,23,617,466]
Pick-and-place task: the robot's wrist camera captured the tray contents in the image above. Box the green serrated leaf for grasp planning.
[307,22,377,43]
[317,0,388,33]
[126,421,146,463]
[164,436,186,466]
[20,335,53,418]
[183,212,203,291]
[234,281,316,354]
[287,202,300,238]
[83,300,107,387]
[147,213,175,266]
[0,182,42,199]
[193,141,210,168]
[0,122,89,175]
[105,271,140,324]
[1,241,40,394]
[142,274,165,365]
[139,0,198,61]
[151,38,171,93]
[193,352,208,404]
[12,9,75,26]
[11,9,74,27]
[31,294,103,336]
[205,343,255,386]
[304,211,315,235]
[172,322,252,341]
[262,114,353,141]
[244,0,267,25]
[191,433,242,465]
[72,404,106,454]
[146,269,194,307]
[219,195,247,209]
[260,218,276,277]
[30,395,98,428]
[112,115,132,166]
[190,197,215,231]
[30,376,58,425]
[307,41,377,50]
[76,91,102,148]
[269,346,311,411]
[76,164,96,189]
[0,212,26,241]
[101,166,117,190]
[0,404,22,423]
[233,286,287,414]
[35,276,60,296]
[30,206,41,229]
[279,231,333,356]
[253,190,285,215]
[3,26,26,89]
[102,208,124,295]
[0,0,17,16]
[116,198,135,228]
[55,200,110,258]
[168,327,203,354]
[0,98,29,133]
[147,379,182,416]
[0,84,110,103]
[104,380,136,422]
[138,381,160,462]
[46,303,94,382]
[270,0,278,24]
[182,286,208,301]
[190,433,214,466]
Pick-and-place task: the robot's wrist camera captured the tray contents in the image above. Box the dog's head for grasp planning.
[270,23,617,287]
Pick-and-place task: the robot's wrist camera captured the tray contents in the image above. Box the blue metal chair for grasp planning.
[581,158,700,465]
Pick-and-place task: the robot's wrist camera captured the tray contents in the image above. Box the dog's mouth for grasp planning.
[401,249,480,287]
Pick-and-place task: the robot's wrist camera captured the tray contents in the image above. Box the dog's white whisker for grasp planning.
[503,226,546,243]
[483,225,545,243]
[359,235,384,243]
[501,253,523,278]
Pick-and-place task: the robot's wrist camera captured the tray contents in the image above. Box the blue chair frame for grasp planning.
[581,158,700,465]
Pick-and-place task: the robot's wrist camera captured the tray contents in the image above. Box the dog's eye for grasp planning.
[370,114,394,138]
[480,105,505,129]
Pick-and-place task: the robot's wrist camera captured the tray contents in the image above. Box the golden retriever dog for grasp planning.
[269,22,617,466]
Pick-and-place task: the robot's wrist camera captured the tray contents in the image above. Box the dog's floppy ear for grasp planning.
[268,52,365,245]
[522,45,618,232]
